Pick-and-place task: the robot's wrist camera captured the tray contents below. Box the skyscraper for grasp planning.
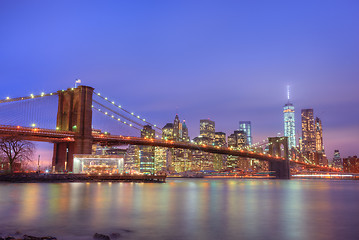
[124,145,140,172]
[139,125,155,174]
[173,114,182,141]
[283,87,296,150]
[239,121,252,146]
[315,117,324,153]
[226,130,248,170]
[332,150,342,168]
[182,120,189,142]
[314,117,328,165]
[159,115,191,173]
[301,109,316,155]
[214,132,227,147]
[213,132,227,171]
[190,119,216,171]
[200,119,215,142]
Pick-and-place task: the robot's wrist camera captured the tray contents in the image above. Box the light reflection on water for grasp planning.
[0,179,358,240]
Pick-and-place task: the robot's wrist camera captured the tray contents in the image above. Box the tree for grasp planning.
[0,136,35,173]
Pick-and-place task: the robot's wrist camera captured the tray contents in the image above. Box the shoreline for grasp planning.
[0,173,166,183]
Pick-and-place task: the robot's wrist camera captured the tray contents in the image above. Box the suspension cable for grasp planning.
[93,91,162,131]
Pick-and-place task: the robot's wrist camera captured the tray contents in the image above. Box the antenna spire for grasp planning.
[287,85,290,102]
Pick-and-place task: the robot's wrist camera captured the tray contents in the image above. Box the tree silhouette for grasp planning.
[0,136,35,173]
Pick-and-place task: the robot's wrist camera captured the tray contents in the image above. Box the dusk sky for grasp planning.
[1,0,358,163]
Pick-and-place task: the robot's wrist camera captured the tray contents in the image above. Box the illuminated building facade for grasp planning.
[343,156,359,173]
[332,150,342,168]
[283,103,296,150]
[154,147,167,173]
[139,125,155,174]
[73,154,124,174]
[173,114,182,141]
[190,119,216,171]
[213,132,227,171]
[226,130,248,170]
[239,121,252,146]
[192,136,213,171]
[214,132,226,147]
[182,120,189,142]
[158,115,192,173]
[162,123,174,140]
[301,109,316,160]
[124,145,140,172]
[315,117,324,153]
[200,119,215,142]
[314,117,327,165]
[301,109,327,165]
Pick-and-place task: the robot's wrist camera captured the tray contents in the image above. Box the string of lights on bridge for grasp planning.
[91,105,142,131]
[0,91,58,104]
[0,87,338,172]
[93,91,162,132]
[0,89,163,135]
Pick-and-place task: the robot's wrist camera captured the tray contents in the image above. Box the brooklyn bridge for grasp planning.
[0,85,338,179]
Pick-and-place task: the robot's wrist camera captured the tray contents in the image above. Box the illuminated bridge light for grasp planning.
[6,97,10,100]
[118,105,121,108]
[112,101,115,104]
[111,115,114,118]
[131,112,134,115]
[105,112,108,115]
[137,116,140,118]
[117,118,121,121]
[143,119,145,121]
[97,93,101,95]
[105,97,108,100]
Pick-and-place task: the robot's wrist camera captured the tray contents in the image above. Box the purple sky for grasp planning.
[1,0,358,163]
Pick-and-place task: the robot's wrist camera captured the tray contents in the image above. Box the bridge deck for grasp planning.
[0,125,339,172]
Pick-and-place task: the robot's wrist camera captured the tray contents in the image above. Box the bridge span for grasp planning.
[0,85,339,179]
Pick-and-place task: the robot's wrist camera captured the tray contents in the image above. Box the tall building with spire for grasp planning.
[158,114,191,173]
[283,86,296,150]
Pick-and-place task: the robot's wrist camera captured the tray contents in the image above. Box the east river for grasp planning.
[0,179,358,240]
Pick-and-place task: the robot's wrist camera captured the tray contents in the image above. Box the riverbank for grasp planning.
[0,235,56,240]
[0,173,166,183]
[0,232,125,240]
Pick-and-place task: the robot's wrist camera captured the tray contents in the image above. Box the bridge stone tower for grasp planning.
[52,85,94,172]
[268,137,290,179]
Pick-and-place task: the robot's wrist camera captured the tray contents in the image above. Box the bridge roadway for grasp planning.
[0,125,74,142]
[93,134,287,163]
[0,125,285,163]
[0,125,339,171]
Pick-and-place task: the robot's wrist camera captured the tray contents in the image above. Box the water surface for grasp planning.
[0,179,358,240]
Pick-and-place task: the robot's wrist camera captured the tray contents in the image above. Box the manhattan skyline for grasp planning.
[1,1,358,160]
